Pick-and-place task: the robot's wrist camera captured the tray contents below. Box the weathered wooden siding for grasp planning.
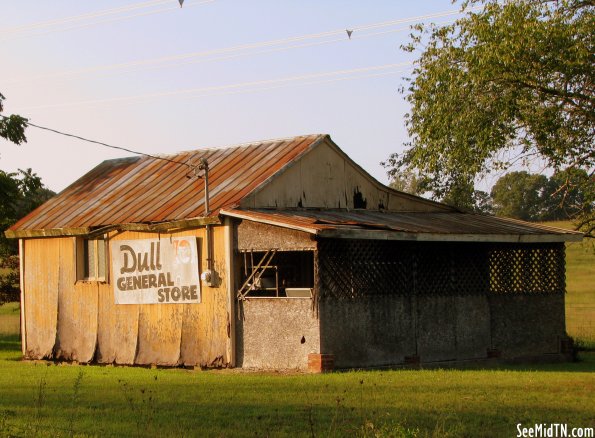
[176,226,230,367]
[23,238,60,359]
[96,283,139,364]
[135,303,184,365]
[21,226,230,367]
[240,139,447,212]
[56,272,99,362]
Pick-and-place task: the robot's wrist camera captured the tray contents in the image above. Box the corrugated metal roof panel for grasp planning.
[10,134,325,232]
[221,208,583,242]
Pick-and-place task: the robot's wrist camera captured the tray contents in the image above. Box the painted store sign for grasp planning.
[111,237,200,304]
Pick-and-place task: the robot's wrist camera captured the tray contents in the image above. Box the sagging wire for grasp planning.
[0,113,199,173]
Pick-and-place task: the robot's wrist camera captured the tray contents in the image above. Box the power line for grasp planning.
[178,67,412,101]
[0,0,171,35]
[0,114,197,171]
[0,0,216,42]
[16,62,413,111]
[102,25,420,78]
[1,69,413,168]
[3,8,469,85]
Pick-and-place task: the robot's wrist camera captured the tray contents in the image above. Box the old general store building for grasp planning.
[6,134,582,370]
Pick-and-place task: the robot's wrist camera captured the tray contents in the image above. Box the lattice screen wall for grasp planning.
[317,239,565,300]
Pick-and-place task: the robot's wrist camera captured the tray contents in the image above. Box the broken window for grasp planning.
[238,250,314,298]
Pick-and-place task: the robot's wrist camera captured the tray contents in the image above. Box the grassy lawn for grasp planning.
[0,332,593,438]
[0,302,19,335]
[0,226,593,437]
[540,221,595,347]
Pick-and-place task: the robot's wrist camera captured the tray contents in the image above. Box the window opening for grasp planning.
[238,250,314,299]
[77,237,107,281]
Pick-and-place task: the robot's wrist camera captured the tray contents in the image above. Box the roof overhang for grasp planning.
[315,228,583,243]
[4,217,220,239]
[220,208,584,243]
[220,209,320,234]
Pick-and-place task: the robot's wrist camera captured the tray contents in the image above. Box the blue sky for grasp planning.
[1,0,465,193]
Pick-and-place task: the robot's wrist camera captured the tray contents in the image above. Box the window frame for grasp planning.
[76,236,108,282]
[238,249,314,299]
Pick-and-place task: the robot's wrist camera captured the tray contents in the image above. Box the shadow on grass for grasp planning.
[333,353,595,373]
[1,332,593,372]
[0,333,20,352]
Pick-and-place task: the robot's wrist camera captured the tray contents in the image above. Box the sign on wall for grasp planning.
[111,237,201,304]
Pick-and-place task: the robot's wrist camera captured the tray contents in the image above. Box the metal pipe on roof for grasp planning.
[199,158,215,286]
[200,158,210,216]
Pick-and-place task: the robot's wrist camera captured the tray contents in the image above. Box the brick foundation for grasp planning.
[308,353,335,373]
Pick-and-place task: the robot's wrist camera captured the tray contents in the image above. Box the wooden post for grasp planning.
[224,218,236,367]
[19,239,26,355]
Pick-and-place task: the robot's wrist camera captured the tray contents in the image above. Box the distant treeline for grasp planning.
[391,168,593,222]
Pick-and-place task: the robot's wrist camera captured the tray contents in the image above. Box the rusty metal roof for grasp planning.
[10,134,326,233]
[221,208,583,242]
[8,132,584,243]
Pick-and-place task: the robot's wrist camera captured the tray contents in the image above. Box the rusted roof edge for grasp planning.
[220,208,584,242]
[476,215,585,236]
[219,209,319,235]
[9,157,142,232]
[317,228,584,243]
[5,227,91,239]
[5,217,220,239]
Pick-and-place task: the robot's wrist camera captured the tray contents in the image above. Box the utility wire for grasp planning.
[128,21,451,78]
[16,62,413,111]
[10,23,428,85]
[0,68,412,166]
[3,8,470,84]
[0,0,172,35]
[0,5,458,41]
[0,114,196,171]
[0,0,216,42]
[97,26,418,79]
[173,67,412,102]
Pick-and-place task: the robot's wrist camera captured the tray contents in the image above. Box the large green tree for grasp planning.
[490,169,593,221]
[490,171,548,221]
[386,0,594,235]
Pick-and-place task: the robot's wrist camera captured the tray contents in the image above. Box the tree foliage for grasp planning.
[491,169,593,222]
[543,168,594,221]
[388,170,425,196]
[386,0,594,234]
[0,255,19,303]
[0,169,55,256]
[490,171,548,220]
[0,93,27,146]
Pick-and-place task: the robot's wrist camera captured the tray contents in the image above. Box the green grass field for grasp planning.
[0,224,593,437]
[541,221,595,346]
[0,301,19,335]
[0,331,593,438]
